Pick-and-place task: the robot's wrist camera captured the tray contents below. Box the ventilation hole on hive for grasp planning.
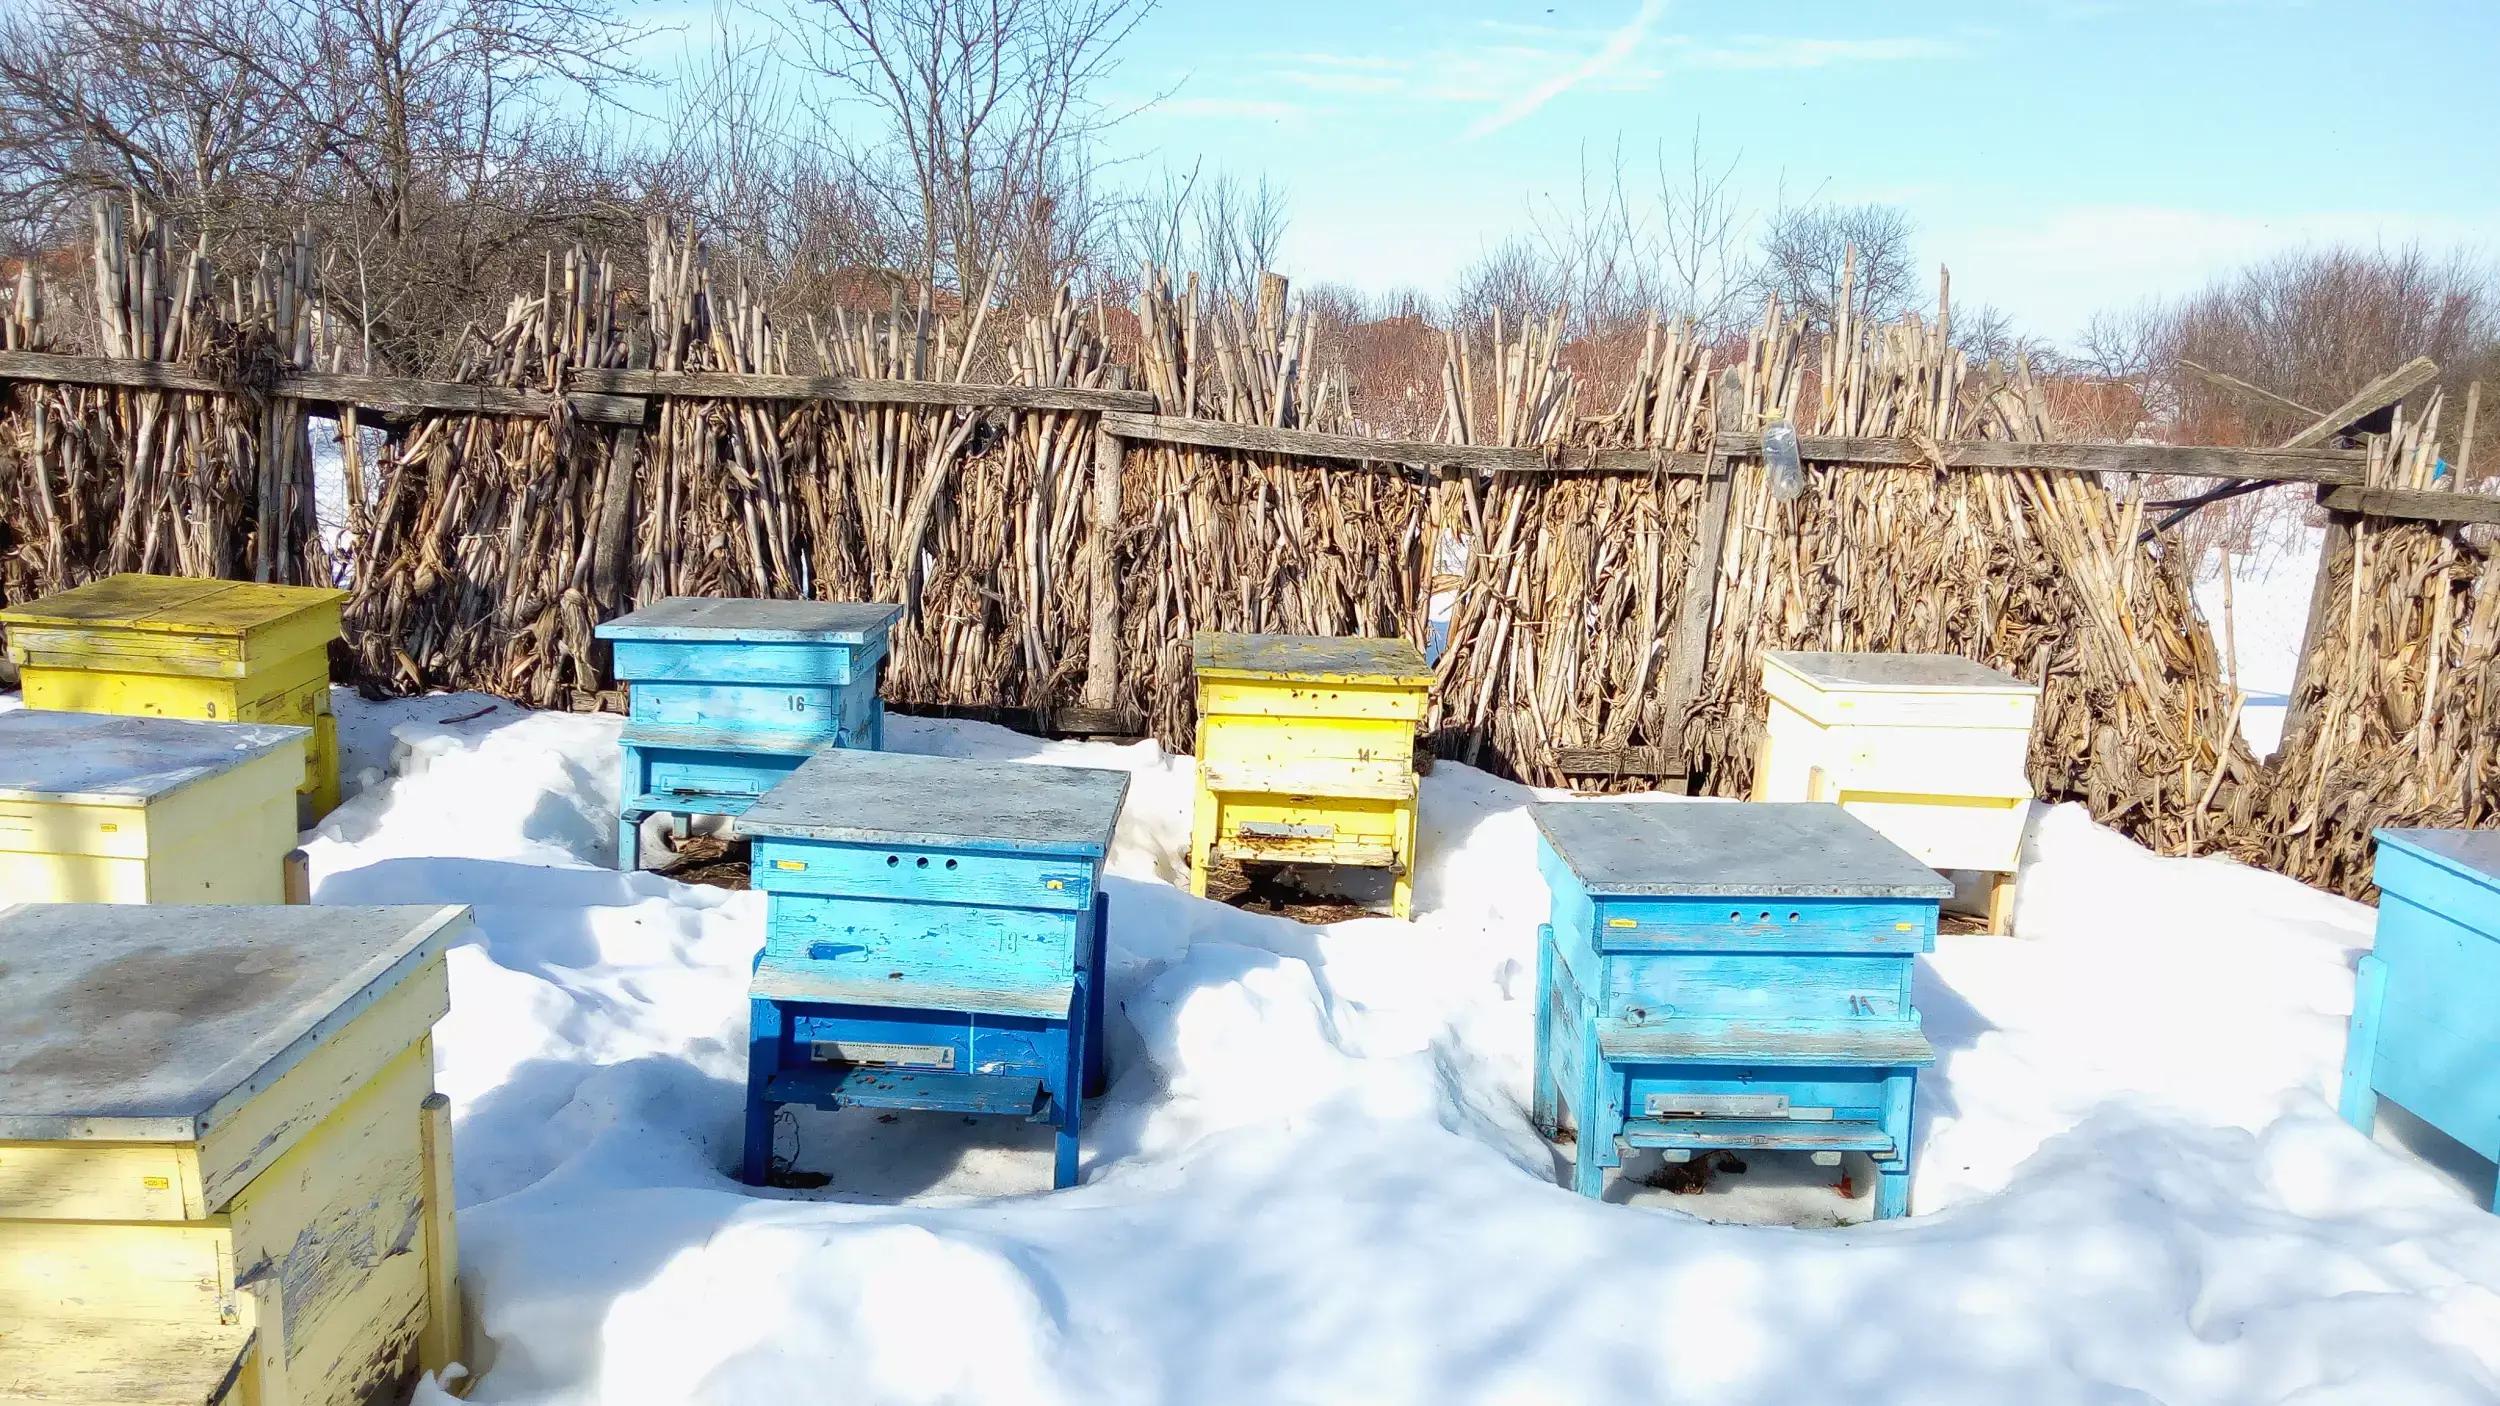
[1758,911,1771,921]
[1729,910,1741,921]
[916,857,930,868]
[885,855,899,867]
[1788,911,1800,922]
[945,859,958,870]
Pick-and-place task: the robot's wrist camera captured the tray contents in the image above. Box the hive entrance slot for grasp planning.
[810,1040,955,1071]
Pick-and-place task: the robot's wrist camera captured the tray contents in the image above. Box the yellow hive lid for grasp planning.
[1192,631,1434,685]
[0,573,346,639]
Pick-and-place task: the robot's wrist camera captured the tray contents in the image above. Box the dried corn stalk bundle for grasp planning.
[791,279,1119,712]
[1689,290,2259,859]
[344,244,627,703]
[0,199,318,604]
[2262,400,2500,896]
[1427,309,1711,780]
[1113,270,1433,747]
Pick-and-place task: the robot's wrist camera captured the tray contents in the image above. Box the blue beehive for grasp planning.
[2341,828,2500,1211]
[735,747,1131,1189]
[595,597,902,869]
[1530,801,1951,1218]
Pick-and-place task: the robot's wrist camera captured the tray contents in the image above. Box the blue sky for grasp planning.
[1085,0,2499,341]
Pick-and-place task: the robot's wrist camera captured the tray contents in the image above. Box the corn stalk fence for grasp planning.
[1,208,2494,898]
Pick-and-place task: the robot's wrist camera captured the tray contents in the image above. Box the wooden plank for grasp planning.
[290,371,644,427]
[0,350,226,395]
[571,367,1156,413]
[1081,384,1126,715]
[2177,359,2321,421]
[1551,745,1685,777]
[2279,356,2441,449]
[590,330,654,615]
[1102,411,1713,475]
[2317,484,2500,526]
[1717,433,2368,485]
[0,1316,252,1405]
[1651,366,1747,793]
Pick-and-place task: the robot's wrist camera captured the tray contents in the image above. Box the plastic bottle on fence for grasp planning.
[1762,416,1806,501]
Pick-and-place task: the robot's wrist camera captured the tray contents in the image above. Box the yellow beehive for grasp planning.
[0,902,469,1406]
[0,575,347,822]
[0,711,308,905]
[1754,651,2040,933]
[1189,632,1434,920]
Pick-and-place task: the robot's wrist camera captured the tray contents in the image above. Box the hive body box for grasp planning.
[2341,829,2500,1212]
[595,598,902,869]
[0,712,308,905]
[738,749,1128,1190]
[1754,651,2039,933]
[1189,632,1433,919]
[1531,802,1950,1218]
[0,903,468,1405]
[0,575,348,823]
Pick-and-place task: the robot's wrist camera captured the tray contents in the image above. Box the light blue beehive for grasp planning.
[1530,800,1950,1218]
[595,597,901,868]
[2341,828,2500,1212]
[736,747,1130,1189]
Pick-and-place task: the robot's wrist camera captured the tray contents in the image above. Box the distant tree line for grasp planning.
[0,0,2489,477]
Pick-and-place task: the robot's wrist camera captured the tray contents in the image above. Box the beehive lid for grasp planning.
[1763,651,2033,695]
[1192,632,1433,685]
[0,904,469,1141]
[0,573,344,637]
[1532,800,1954,899]
[2378,828,2500,890]
[741,749,1130,858]
[0,711,308,806]
[596,597,903,644]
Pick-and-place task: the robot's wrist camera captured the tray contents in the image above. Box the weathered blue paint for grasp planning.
[2340,828,2500,1211]
[1531,800,1944,1217]
[595,597,900,868]
[737,748,1130,1190]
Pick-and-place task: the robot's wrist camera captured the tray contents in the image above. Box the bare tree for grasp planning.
[782,0,1155,301]
[1749,200,1919,335]
[0,0,651,369]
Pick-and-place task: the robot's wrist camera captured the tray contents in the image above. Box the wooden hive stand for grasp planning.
[1530,802,1950,1218]
[593,598,902,871]
[0,903,471,1404]
[0,712,308,905]
[1753,651,2040,934]
[2341,829,2500,1213]
[736,749,1130,1190]
[1188,632,1433,920]
[0,574,348,825]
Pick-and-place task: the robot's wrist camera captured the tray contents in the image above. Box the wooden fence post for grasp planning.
[590,328,654,621]
[1068,368,1135,735]
[1656,365,1747,793]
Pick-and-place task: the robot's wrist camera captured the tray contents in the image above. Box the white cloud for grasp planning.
[1464,0,1670,139]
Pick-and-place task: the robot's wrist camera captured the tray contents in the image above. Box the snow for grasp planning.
[272,690,2500,1403]
[2195,522,2326,759]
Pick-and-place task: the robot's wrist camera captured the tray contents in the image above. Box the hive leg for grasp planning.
[1390,796,1417,920]
[1531,928,1560,1138]
[1873,1070,1916,1220]
[2339,954,2389,1135]
[418,1091,466,1377]
[1188,778,1218,901]
[1057,979,1090,1189]
[1084,892,1110,1098]
[1570,1062,1610,1199]
[617,811,641,871]
[1986,871,2018,936]
[741,998,783,1184]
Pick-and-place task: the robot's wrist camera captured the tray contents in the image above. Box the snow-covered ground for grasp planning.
[277,689,2500,1405]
